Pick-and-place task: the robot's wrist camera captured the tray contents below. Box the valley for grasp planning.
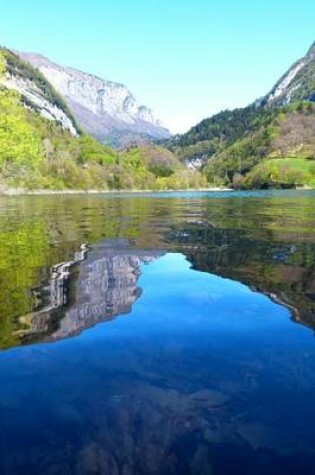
[0,42,314,192]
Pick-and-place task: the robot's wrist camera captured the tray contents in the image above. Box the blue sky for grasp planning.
[1,0,314,132]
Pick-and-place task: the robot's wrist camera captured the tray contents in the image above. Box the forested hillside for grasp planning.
[164,101,315,189]
[163,42,315,189]
[165,106,276,164]
[204,102,315,188]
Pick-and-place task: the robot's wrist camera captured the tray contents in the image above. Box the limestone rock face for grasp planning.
[3,70,78,135]
[18,52,171,147]
[263,41,315,106]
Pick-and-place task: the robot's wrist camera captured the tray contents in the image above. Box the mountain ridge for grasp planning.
[17,51,171,147]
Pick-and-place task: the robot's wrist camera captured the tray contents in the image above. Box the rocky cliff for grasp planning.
[263,42,315,106]
[1,48,79,135]
[17,51,171,147]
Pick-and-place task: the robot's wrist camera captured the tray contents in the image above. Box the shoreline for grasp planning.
[0,186,313,197]
[0,187,233,196]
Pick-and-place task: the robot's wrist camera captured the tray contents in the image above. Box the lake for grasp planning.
[0,190,315,475]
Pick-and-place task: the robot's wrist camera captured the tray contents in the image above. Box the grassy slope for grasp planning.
[267,157,314,174]
[244,157,315,189]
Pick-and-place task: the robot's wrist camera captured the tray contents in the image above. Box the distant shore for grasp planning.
[1,186,312,196]
[0,187,233,196]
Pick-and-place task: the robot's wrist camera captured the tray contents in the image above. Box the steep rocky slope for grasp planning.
[18,51,170,147]
[1,48,79,135]
[263,41,315,105]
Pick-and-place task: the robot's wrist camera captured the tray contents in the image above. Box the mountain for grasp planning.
[1,41,315,191]
[17,51,171,147]
[0,48,203,192]
[164,41,315,188]
[166,42,315,162]
[263,41,315,106]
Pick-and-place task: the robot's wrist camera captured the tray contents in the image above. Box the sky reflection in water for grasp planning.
[1,252,315,475]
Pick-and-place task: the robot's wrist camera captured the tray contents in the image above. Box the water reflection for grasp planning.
[0,191,315,348]
[19,240,163,344]
[1,254,315,475]
[167,223,315,329]
[1,192,315,474]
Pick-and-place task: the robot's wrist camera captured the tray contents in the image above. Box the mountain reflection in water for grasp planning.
[1,253,315,475]
[166,222,315,330]
[1,191,315,475]
[20,239,164,344]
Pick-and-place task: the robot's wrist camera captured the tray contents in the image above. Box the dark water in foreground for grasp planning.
[0,190,315,474]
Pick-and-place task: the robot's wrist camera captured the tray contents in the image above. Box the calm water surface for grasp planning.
[0,190,315,474]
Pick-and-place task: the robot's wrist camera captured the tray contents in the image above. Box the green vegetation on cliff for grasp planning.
[0,53,43,170]
[1,47,80,132]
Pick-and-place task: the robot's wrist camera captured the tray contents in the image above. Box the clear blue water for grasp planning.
[0,191,315,474]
